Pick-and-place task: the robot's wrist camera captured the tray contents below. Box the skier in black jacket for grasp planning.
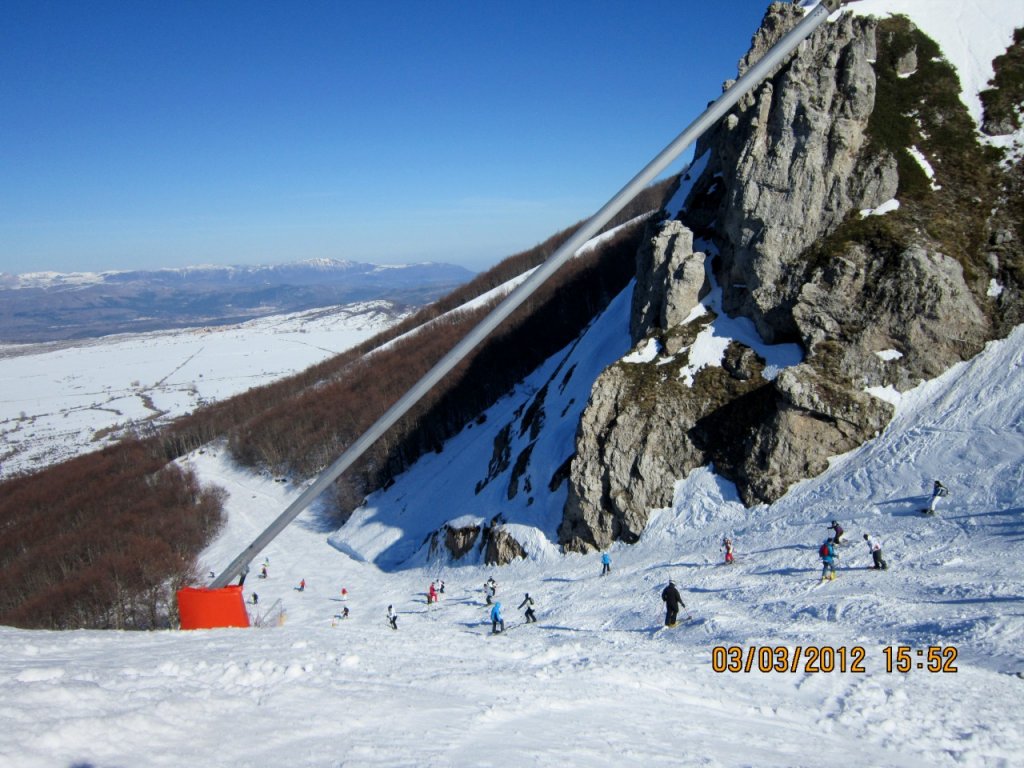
[661,580,685,627]
[518,593,537,623]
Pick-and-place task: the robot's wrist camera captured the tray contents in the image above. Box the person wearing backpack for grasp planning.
[864,533,888,570]
[600,551,611,576]
[925,480,948,515]
[828,521,845,545]
[819,538,838,581]
[518,593,537,623]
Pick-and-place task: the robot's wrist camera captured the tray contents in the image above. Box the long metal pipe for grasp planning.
[210,0,842,588]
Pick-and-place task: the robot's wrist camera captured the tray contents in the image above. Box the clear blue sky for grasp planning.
[1,0,778,275]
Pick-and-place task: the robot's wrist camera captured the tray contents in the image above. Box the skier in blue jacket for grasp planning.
[819,538,838,581]
[601,552,611,576]
[490,601,505,634]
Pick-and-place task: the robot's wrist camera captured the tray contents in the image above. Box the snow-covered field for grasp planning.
[0,301,406,479]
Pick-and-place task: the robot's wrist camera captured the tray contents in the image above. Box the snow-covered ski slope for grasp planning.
[3,2,1024,766]
[3,310,1023,767]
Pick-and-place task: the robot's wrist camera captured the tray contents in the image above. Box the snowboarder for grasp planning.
[387,605,398,630]
[428,582,438,604]
[661,580,685,627]
[296,578,305,592]
[925,480,948,515]
[864,533,888,570]
[251,592,259,605]
[484,577,497,605]
[341,587,348,601]
[259,564,268,579]
[342,606,350,619]
[438,580,445,595]
[722,537,735,564]
[828,520,845,545]
[518,593,537,623]
[490,601,505,634]
[819,538,838,581]
[601,552,611,576]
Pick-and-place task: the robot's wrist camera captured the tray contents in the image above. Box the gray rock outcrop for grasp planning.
[706,6,895,343]
[426,516,527,565]
[445,524,481,560]
[560,3,1012,552]
[483,527,527,566]
[631,219,709,343]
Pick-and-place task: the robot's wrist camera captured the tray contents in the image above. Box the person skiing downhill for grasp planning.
[722,537,734,564]
[819,538,838,581]
[387,605,398,630]
[661,580,685,627]
[490,601,505,634]
[828,521,845,545]
[428,582,438,604]
[518,593,537,623]
[484,578,497,605]
[925,480,948,515]
[864,533,888,570]
[601,552,611,576]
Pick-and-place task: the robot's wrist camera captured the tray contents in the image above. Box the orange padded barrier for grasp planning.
[177,586,251,629]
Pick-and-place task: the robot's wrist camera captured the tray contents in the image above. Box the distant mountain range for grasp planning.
[0,258,475,343]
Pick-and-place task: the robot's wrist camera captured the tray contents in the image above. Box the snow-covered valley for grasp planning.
[0,301,407,479]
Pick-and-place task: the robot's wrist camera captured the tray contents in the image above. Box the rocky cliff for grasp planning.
[561,3,1023,552]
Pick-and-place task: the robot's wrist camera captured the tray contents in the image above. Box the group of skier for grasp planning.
[723,516,883,581]
[246,480,950,633]
[426,580,445,604]
[818,527,890,581]
[815,480,946,581]
[378,576,537,634]
[486,581,537,634]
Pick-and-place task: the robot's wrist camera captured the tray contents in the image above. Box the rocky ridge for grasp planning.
[559,3,1022,552]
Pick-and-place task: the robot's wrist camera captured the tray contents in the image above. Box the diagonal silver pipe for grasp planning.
[209,0,843,589]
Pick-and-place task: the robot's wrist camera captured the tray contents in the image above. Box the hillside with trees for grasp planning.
[0,180,672,629]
